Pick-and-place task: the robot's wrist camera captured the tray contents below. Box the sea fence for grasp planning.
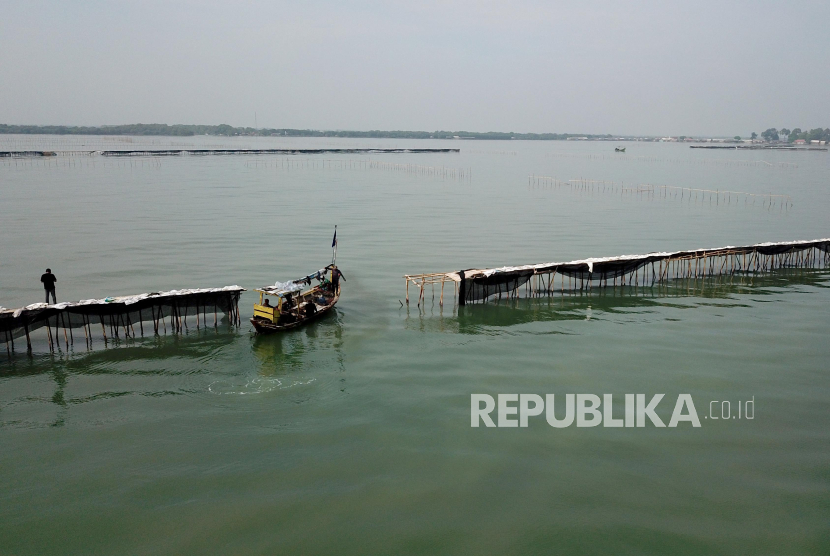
[1,287,244,357]
[528,175,792,210]
[0,157,162,170]
[403,270,829,332]
[404,238,830,306]
[0,148,460,158]
[466,149,518,156]
[1,149,466,174]
[245,157,472,181]
[546,152,798,169]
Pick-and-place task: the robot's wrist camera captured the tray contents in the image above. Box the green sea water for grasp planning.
[1,136,828,554]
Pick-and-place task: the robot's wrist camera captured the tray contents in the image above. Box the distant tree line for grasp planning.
[0,123,610,141]
[759,127,830,143]
[0,123,201,136]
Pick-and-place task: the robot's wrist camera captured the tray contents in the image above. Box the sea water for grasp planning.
[1,136,828,554]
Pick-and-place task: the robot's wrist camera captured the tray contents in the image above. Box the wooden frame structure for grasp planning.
[403,273,460,308]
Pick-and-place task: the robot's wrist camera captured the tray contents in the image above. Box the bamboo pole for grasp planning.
[46,317,54,351]
[82,314,90,347]
[440,278,445,306]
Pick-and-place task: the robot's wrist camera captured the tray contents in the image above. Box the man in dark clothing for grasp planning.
[41,268,57,304]
[282,293,295,311]
[331,268,346,290]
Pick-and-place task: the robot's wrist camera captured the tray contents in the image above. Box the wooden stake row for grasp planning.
[529,175,792,209]
[3,295,243,358]
[245,157,472,181]
[406,246,830,306]
[546,151,798,169]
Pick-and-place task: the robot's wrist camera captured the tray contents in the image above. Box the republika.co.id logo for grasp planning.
[471,394,754,428]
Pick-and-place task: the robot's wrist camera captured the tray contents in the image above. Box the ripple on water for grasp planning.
[207,376,317,396]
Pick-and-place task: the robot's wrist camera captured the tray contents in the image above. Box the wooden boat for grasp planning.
[250,264,342,333]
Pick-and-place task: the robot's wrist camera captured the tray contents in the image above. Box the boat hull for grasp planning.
[250,291,339,334]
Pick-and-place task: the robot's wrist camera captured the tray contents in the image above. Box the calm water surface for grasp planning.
[1,136,828,554]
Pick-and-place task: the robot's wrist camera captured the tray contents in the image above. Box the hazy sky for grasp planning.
[1,0,827,135]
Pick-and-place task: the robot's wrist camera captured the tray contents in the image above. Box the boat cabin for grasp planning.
[252,265,340,327]
[253,289,322,324]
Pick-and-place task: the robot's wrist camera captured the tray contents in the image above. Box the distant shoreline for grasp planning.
[0,123,605,141]
[2,124,826,145]
[691,145,827,151]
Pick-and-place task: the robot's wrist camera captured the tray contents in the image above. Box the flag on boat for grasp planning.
[332,228,337,248]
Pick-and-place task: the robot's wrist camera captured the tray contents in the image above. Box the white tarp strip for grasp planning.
[2,286,245,318]
[445,238,830,279]
[259,267,330,295]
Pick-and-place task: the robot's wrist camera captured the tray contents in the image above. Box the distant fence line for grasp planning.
[465,149,518,156]
[0,148,460,158]
[546,152,798,169]
[1,155,471,178]
[245,157,472,181]
[528,175,792,209]
[0,157,162,170]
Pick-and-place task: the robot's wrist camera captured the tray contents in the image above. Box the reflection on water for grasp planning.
[2,137,829,554]
[250,309,344,375]
[0,330,237,428]
[405,269,830,333]
[0,311,350,428]
[205,309,347,397]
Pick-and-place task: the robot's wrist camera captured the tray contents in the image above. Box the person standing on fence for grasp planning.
[41,268,57,304]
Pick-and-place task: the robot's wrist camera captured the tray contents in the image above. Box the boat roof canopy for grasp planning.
[256,265,333,297]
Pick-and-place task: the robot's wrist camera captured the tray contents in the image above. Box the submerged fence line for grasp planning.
[404,238,830,307]
[546,152,798,169]
[1,287,245,358]
[528,175,792,209]
[0,157,162,170]
[466,149,518,156]
[245,157,472,181]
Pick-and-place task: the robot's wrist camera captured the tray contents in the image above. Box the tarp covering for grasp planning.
[259,267,330,296]
[446,238,830,303]
[1,286,245,347]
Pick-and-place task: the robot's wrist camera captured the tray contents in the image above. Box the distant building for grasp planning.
[794,139,806,145]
